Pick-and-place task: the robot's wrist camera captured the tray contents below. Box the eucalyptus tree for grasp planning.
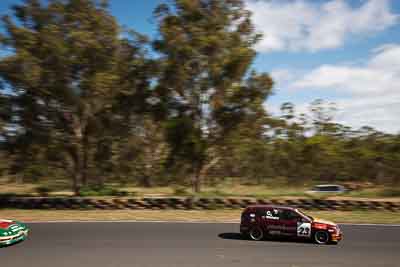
[153,0,273,192]
[0,0,152,194]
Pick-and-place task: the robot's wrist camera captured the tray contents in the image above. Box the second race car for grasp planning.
[0,219,29,247]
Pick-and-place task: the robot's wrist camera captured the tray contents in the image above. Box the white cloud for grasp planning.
[270,69,297,87]
[336,95,400,133]
[289,44,400,133]
[292,65,397,96]
[246,0,398,52]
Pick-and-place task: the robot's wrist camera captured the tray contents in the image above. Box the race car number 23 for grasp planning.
[297,222,311,237]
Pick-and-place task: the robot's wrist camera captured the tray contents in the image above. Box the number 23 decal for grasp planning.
[297,222,311,237]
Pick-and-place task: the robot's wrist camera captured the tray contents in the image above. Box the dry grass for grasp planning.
[0,181,37,195]
[0,209,399,224]
[1,177,400,201]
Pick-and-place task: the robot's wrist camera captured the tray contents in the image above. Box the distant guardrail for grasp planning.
[0,197,399,211]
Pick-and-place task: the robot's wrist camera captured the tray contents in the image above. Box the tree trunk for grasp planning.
[141,175,152,188]
[142,158,153,188]
[193,165,201,193]
[70,142,83,196]
[376,161,386,184]
[70,115,86,195]
[73,158,82,196]
[192,157,221,193]
[82,134,89,187]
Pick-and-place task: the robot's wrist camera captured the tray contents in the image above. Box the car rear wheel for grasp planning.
[314,231,330,244]
[249,227,264,241]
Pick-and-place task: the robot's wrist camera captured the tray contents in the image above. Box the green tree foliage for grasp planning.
[153,0,273,192]
[0,0,398,195]
[0,0,152,194]
[260,100,400,186]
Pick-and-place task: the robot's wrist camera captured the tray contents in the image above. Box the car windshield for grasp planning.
[314,185,341,191]
[296,209,313,221]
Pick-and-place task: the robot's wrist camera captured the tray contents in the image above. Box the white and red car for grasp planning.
[240,205,342,244]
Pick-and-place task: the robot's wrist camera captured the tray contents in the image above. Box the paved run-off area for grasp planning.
[1,222,400,267]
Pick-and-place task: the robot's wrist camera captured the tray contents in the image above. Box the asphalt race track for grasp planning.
[1,222,400,267]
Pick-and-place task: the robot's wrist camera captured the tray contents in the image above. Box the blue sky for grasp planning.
[1,0,399,133]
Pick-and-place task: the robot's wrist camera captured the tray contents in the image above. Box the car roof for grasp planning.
[244,205,296,210]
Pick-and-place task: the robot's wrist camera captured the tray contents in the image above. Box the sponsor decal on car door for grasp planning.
[265,208,283,235]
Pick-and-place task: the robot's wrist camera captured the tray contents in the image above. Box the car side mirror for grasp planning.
[300,217,309,223]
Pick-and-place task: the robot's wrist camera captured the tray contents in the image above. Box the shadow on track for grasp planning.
[218,232,317,245]
[218,232,246,240]
[0,239,25,249]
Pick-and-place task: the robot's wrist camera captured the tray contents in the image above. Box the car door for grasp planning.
[263,207,282,236]
[279,209,299,237]
[255,208,268,233]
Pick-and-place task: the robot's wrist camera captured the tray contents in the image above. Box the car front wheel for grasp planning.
[249,227,264,241]
[314,231,330,244]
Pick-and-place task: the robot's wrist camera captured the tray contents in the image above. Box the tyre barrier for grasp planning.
[0,197,399,211]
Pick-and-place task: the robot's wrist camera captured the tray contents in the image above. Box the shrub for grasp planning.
[35,186,52,196]
[79,186,128,197]
[381,188,400,197]
[173,186,188,196]
[0,193,18,198]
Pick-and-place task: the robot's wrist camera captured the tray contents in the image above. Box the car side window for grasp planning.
[280,210,300,221]
[256,208,265,217]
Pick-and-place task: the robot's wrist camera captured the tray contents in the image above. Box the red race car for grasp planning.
[240,205,342,244]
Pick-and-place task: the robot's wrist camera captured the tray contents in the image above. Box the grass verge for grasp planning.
[2,177,400,200]
[0,209,399,224]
